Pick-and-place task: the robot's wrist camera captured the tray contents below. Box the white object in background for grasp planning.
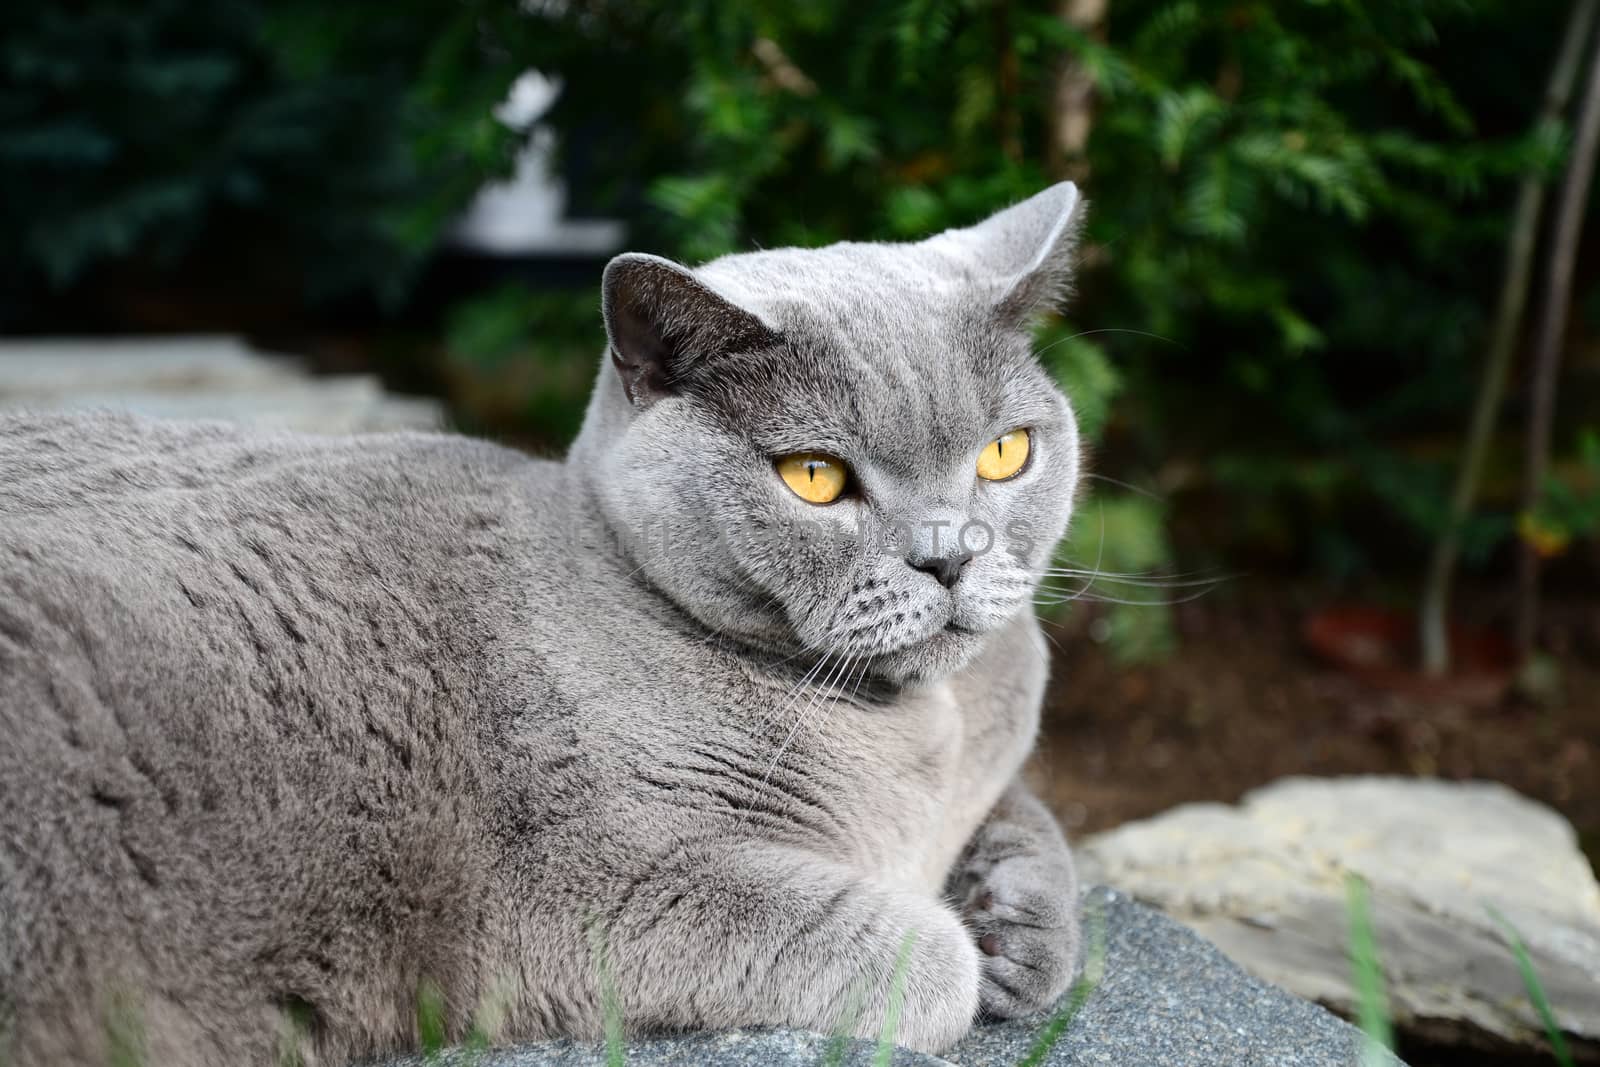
[450,71,626,257]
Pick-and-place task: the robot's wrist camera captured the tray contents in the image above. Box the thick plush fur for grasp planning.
[0,184,1085,1066]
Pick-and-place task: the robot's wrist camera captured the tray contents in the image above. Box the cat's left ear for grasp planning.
[601,253,779,407]
[934,181,1085,327]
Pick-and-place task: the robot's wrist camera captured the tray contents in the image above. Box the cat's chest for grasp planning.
[814,680,1034,893]
[518,600,1039,893]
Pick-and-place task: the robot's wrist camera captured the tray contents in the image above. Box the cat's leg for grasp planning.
[594,842,981,1053]
[945,781,1080,1019]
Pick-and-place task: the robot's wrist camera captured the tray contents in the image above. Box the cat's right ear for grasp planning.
[930,181,1085,329]
[601,253,779,407]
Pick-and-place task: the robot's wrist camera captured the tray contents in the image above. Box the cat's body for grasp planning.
[0,184,1085,1066]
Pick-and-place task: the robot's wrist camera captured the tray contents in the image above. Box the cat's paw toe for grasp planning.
[961,859,1079,1019]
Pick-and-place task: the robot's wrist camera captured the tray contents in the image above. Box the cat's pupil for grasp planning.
[997,439,1004,458]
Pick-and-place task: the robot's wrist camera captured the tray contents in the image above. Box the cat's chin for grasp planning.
[872,626,986,687]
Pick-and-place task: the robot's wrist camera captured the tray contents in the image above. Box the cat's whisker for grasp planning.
[1042,562,1220,580]
[774,651,847,745]
[1080,471,1168,501]
[1035,561,1231,607]
[1040,499,1110,610]
[757,651,856,794]
[1038,572,1230,590]
[1030,326,1184,363]
[761,643,827,672]
[814,653,855,713]
[1016,615,1066,670]
[1032,586,1217,608]
[844,653,871,705]
[804,652,866,768]
[753,652,833,735]
[1031,499,1223,609]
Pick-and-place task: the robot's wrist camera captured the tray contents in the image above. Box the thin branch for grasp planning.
[1515,5,1600,659]
[1420,0,1600,675]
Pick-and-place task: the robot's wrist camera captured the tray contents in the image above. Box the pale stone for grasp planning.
[0,337,443,433]
[1077,776,1600,1054]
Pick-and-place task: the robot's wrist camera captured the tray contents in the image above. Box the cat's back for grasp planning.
[0,411,559,1066]
[0,408,532,519]
[0,406,557,808]
[0,411,545,699]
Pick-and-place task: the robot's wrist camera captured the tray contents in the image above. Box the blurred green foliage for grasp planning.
[513,0,1574,654]
[443,283,600,445]
[3,0,1593,659]
[519,0,1569,574]
[0,0,538,314]
[1053,492,1178,663]
[1522,426,1600,557]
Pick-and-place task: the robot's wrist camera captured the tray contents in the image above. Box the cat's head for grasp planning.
[578,183,1084,686]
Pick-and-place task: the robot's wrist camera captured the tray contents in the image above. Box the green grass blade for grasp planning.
[415,978,447,1061]
[459,972,512,1067]
[1344,873,1394,1067]
[602,976,625,1067]
[585,919,626,1067]
[275,998,315,1067]
[102,986,147,1067]
[820,1030,851,1067]
[822,971,869,1067]
[874,930,918,1067]
[1017,894,1107,1067]
[1486,904,1575,1067]
[460,1026,486,1067]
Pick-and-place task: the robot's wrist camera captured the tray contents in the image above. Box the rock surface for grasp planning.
[1077,776,1600,1059]
[0,336,443,433]
[376,888,1395,1067]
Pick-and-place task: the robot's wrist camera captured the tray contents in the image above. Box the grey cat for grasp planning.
[0,183,1085,1067]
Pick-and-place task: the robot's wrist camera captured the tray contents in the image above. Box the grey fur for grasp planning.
[0,183,1085,1066]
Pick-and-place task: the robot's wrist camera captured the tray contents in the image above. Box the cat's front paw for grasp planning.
[959,854,1080,1019]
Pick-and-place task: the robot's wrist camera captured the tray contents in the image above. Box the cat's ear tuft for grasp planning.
[601,253,778,407]
[936,182,1085,327]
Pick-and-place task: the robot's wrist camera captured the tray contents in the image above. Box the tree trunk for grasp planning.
[1046,0,1108,182]
[1419,0,1599,675]
[1515,10,1600,659]
[996,1,1023,164]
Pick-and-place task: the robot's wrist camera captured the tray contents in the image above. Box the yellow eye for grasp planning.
[776,453,850,504]
[977,429,1030,481]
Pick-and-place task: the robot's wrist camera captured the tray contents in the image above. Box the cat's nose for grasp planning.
[907,552,973,589]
